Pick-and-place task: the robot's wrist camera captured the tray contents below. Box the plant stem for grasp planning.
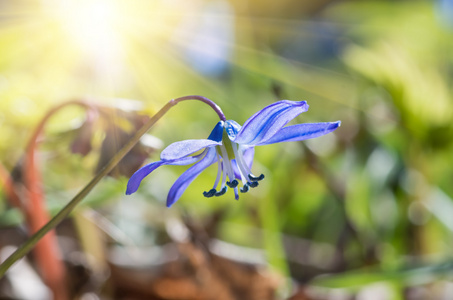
[0,95,222,277]
[174,95,226,121]
[24,100,93,300]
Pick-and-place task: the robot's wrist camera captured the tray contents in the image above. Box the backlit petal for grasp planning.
[225,120,241,140]
[242,147,255,169]
[126,155,203,195]
[234,100,309,145]
[167,147,218,207]
[256,121,341,145]
[231,159,241,180]
[160,139,220,161]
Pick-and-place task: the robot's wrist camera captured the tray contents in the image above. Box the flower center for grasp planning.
[203,124,264,200]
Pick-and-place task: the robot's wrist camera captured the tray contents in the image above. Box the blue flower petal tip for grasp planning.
[328,120,341,131]
[126,99,340,206]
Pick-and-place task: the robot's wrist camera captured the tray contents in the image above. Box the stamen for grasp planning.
[215,186,227,196]
[236,146,254,174]
[203,189,217,198]
[248,174,265,182]
[236,145,265,183]
[240,183,249,193]
[211,152,222,189]
[248,181,259,188]
[219,160,227,191]
[219,144,236,185]
[234,187,239,200]
[226,180,238,188]
[231,143,250,181]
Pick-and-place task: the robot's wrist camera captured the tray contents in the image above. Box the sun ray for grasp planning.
[124,28,224,99]
[154,13,357,109]
[0,0,358,112]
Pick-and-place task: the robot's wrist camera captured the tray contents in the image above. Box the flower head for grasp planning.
[126,100,340,207]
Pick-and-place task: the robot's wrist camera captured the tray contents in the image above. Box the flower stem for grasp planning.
[0,95,223,277]
[24,100,94,300]
[173,95,226,121]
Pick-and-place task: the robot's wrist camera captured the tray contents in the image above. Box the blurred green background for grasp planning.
[1,0,453,299]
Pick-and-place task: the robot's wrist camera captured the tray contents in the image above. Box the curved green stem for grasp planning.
[0,101,167,275]
[0,95,222,276]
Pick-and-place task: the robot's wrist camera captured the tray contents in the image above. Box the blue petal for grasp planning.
[231,159,241,179]
[242,147,255,169]
[256,121,341,145]
[126,161,166,195]
[160,139,220,161]
[233,100,309,146]
[207,121,225,142]
[225,120,241,140]
[167,147,218,207]
[126,155,202,195]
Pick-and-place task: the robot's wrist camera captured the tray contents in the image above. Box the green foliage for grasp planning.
[1,0,453,298]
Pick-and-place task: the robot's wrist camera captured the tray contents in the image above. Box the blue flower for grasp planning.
[126,100,340,207]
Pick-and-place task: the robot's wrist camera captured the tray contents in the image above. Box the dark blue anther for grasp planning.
[248,174,265,182]
[215,186,227,196]
[240,184,249,193]
[248,181,259,188]
[203,189,216,198]
[226,180,239,188]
